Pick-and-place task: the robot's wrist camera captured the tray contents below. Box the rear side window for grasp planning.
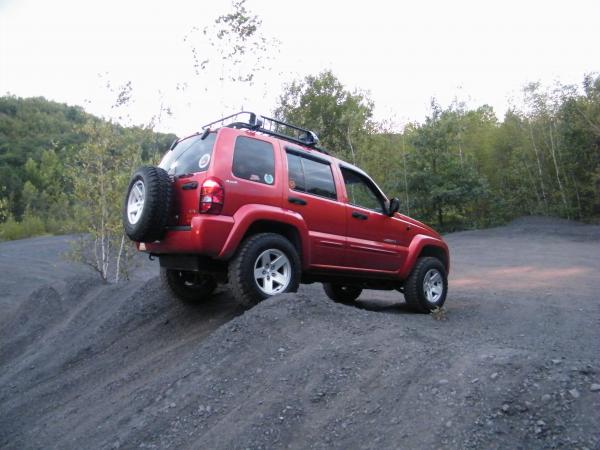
[286,152,337,200]
[159,133,216,176]
[232,136,275,185]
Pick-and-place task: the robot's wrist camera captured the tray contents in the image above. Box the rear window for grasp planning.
[232,136,275,185]
[159,133,216,176]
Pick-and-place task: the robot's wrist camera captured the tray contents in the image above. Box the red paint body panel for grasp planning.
[213,128,285,217]
[143,214,234,256]
[171,173,207,225]
[397,234,450,279]
[344,205,408,271]
[282,191,347,268]
[217,204,311,267]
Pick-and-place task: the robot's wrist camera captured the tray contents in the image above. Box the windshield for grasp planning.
[159,132,216,176]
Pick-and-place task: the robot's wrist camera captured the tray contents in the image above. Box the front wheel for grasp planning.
[403,257,448,313]
[160,268,217,303]
[228,233,301,306]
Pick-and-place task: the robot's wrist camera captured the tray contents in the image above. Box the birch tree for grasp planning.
[68,120,141,281]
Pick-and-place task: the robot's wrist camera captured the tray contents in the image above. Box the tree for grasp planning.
[557,74,600,218]
[407,101,489,230]
[274,71,374,164]
[0,95,175,241]
[0,186,8,223]
[182,0,278,110]
[68,120,141,281]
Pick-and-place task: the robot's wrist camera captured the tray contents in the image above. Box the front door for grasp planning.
[340,167,408,272]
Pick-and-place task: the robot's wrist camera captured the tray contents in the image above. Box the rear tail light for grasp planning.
[200,178,224,214]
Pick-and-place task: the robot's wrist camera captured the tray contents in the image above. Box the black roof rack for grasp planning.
[201,111,329,155]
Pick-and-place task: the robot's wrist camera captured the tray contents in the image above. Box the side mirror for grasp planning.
[387,197,400,216]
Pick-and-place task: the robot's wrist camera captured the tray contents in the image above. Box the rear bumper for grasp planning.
[140,215,234,257]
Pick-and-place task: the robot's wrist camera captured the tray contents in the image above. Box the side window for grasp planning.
[303,158,337,199]
[286,152,337,200]
[341,168,384,213]
[232,136,275,185]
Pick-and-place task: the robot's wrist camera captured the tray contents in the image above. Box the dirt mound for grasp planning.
[1,220,599,449]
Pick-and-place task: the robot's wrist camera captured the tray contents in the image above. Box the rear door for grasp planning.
[159,132,216,226]
[221,133,282,215]
[340,167,408,272]
[283,148,346,268]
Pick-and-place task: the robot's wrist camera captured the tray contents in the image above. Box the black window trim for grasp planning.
[285,150,338,201]
[285,146,331,164]
[340,165,388,214]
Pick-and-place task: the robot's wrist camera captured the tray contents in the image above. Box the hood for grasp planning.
[396,214,443,240]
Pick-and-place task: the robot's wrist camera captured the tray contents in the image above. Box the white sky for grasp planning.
[1,0,598,136]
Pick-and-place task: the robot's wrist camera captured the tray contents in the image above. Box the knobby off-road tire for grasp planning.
[228,233,301,307]
[160,268,217,303]
[322,283,362,305]
[123,166,172,242]
[404,256,448,313]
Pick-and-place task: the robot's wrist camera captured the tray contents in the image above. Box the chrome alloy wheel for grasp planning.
[127,180,145,225]
[423,268,444,303]
[253,248,291,295]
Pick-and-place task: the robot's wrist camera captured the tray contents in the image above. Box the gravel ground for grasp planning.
[0,216,599,449]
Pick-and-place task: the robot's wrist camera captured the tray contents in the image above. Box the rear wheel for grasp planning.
[323,283,362,305]
[228,233,301,306]
[403,257,448,313]
[160,268,217,303]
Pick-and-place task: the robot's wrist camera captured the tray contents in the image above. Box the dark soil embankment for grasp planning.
[1,217,599,449]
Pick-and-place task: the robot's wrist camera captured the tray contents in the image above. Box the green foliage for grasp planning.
[0,212,46,241]
[1,70,598,249]
[0,96,87,219]
[274,70,374,164]
[275,72,600,231]
[0,186,8,222]
[0,95,175,240]
[403,102,490,230]
[67,119,142,280]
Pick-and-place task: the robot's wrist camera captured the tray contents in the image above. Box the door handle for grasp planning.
[181,181,198,190]
[288,196,307,206]
[352,211,368,220]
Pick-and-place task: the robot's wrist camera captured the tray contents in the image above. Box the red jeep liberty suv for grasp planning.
[123,112,449,312]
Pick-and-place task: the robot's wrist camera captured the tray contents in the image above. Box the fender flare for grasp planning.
[398,234,450,279]
[217,204,311,267]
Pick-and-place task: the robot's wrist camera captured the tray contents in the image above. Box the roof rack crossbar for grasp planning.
[201,111,328,154]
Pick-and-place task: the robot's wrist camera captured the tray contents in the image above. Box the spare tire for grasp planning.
[123,165,172,242]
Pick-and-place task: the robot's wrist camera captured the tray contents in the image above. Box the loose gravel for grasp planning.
[1,216,599,449]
